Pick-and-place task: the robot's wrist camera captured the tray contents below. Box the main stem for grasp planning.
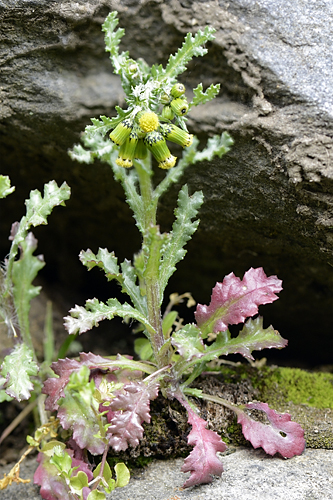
[135,157,166,367]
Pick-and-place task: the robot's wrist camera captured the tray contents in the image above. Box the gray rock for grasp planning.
[1,448,333,500]
[0,0,332,366]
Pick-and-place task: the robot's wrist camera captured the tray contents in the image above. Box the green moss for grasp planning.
[261,367,333,409]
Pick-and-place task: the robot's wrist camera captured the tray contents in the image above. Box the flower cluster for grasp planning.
[109,83,193,169]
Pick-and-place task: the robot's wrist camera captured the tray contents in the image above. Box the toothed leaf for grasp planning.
[159,186,203,303]
[12,232,45,337]
[0,343,38,401]
[64,297,154,336]
[79,248,121,282]
[190,82,220,108]
[181,409,227,488]
[0,175,15,198]
[108,381,159,451]
[159,27,216,81]
[237,402,305,458]
[195,267,282,337]
[193,132,234,163]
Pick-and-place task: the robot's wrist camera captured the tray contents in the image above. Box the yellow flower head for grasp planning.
[138,111,159,133]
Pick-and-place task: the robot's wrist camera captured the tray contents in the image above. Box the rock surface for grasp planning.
[1,448,333,500]
[0,0,332,366]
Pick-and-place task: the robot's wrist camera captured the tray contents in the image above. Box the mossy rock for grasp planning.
[109,364,333,468]
[196,364,333,450]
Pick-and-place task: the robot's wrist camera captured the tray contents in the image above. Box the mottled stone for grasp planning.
[0,0,332,367]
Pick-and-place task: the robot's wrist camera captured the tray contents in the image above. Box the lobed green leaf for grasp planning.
[159,186,204,303]
[12,233,45,343]
[0,175,15,198]
[193,132,234,163]
[64,297,154,337]
[161,27,216,81]
[0,343,39,401]
[189,83,220,108]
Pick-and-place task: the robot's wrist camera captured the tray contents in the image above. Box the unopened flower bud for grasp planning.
[134,138,148,159]
[116,130,138,168]
[110,119,133,146]
[160,92,170,105]
[161,105,175,121]
[170,98,189,116]
[144,131,177,169]
[170,83,186,98]
[161,123,193,148]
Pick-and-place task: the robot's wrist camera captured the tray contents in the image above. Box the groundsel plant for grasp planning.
[1,11,305,499]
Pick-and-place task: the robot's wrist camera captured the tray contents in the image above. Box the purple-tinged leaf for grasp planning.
[237,401,305,458]
[57,365,106,455]
[181,409,227,488]
[34,445,93,500]
[43,358,83,411]
[108,381,159,451]
[195,267,282,337]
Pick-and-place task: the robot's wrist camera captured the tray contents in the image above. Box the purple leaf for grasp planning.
[195,267,282,336]
[43,358,83,411]
[34,447,93,500]
[108,381,159,451]
[181,409,227,488]
[237,401,305,458]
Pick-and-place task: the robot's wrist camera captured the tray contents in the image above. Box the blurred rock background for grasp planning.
[0,0,332,367]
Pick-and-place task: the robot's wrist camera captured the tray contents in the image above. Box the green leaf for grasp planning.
[87,491,106,500]
[64,297,155,337]
[192,132,234,163]
[134,337,153,361]
[12,233,45,344]
[161,27,216,81]
[80,248,122,281]
[162,311,178,338]
[121,259,147,316]
[115,462,130,488]
[111,165,145,233]
[189,82,220,108]
[69,471,89,494]
[0,175,15,198]
[85,110,130,138]
[0,343,39,401]
[93,461,112,482]
[171,324,205,361]
[24,180,71,227]
[159,186,203,303]
[175,317,287,371]
[102,11,128,75]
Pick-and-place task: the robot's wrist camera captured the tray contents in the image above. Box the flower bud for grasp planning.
[170,83,186,98]
[144,131,177,169]
[109,119,133,146]
[170,98,189,116]
[160,92,170,105]
[161,105,175,121]
[137,111,159,133]
[116,130,138,168]
[160,123,193,148]
[134,138,148,159]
